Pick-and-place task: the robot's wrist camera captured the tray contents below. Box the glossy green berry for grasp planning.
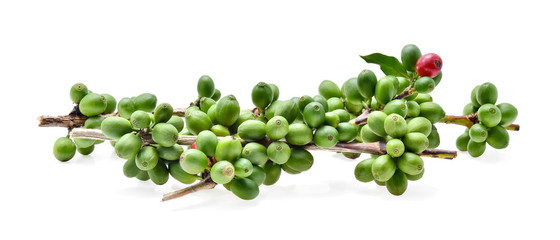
[406,117,432,136]
[274,100,299,123]
[337,122,358,142]
[401,44,422,72]
[360,124,384,143]
[375,76,397,105]
[327,97,344,112]
[403,132,429,154]
[77,144,95,155]
[331,109,352,123]
[427,124,440,148]
[342,152,362,159]
[433,72,442,86]
[303,102,326,128]
[397,152,424,176]
[79,93,107,116]
[367,111,388,137]
[413,93,433,104]
[73,137,95,149]
[114,133,142,160]
[101,93,117,114]
[284,148,314,173]
[456,131,470,151]
[230,178,260,200]
[84,116,104,129]
[135,170,150,181]
[371,154,396,182]
[476,82,498,105]
[285,123,313,146]
[233,158,254,178]
[268,83,280,102]
[133,93,157,112]
[195,130,218,157]
[297,95,314,113]
[414,77,435,94]
[386,139,405,158]
[384,99,408,118]
[247,166,266,186]
[477,104,502,127]
[497,103,518,126]
[384,113,407,138]
[135,146,159,171]
[469,123,488,143]
[70,83,89,104]
[215,136,243,162]
[216,95,241,127]
[101,116,132,139]
[463,102,477,115]
[168,161,197,184]
[345,99,363,114]
[486,126,509,149]
[210,161,235,184]
[185,110,212,135]
[354,158,375,182]
[117,97,136,120]
[419,102,445,124]
[130,110,151,129]
[241,142,268,165]
[211,89,221,101]
[180,149,210,174]
[314,125,339,148]
[156,144,184,161]
[153,103,173,124]
[199,97,216,113]
[357,69,377,99]
[312,95,329,112]
[342,77,363,104]
[252,82,273,110]
[53,137,76,161]
[211,124,230,137]
[467,140,486,157]
[266,116,289,140]
[397,77,411,94]
[405,168,424,181]
[263,161,282,185]
[152,123,178,147]
[197,75,215,98]
[238,120,266,141]
[406,101,420,117]
[470,85,482,108]
[318,80,342,99]
[167,116,184,132]
[267,141,291,164]
[123,157,141,178]
[324,111,340,128]
[148,161,169,185]
[386,169,408,196]
[230,110,255,133]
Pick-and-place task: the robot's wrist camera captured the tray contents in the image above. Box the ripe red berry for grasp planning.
[190,142,196,149]
[416,53,442,78]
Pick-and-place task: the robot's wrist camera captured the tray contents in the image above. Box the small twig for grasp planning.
[440,114,520,131]
[161,176,217,202]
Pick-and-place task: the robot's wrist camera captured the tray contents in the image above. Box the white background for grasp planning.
[1,0,558,239]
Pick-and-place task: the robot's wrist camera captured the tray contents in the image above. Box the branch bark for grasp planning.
[161,176,217,202]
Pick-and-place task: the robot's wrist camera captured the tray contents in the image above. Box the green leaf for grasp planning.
[360,53,409,78]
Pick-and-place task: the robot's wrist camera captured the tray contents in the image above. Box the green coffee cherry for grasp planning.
[403,132,429,154]
[266,116,289,140]
[252,82,273,110]
[419,102,445,124]
[332,109,352,123]
[135,146,159,171]
[84,116,104,129]
[476,82,498,105]
[148,161,169,185]
[215,136,242,162]
[357,69,377,99]
[303,102,326,128]
[477,104,502,127]
[383,99,408,117]
[230,110,255,133]
[463,102,477,115]
[151,123,178,148]
[486,126,509,149]
[406,117,432,136]
[386,139,405,158]
[77,145,95,155]
[396,77,410,94]
[123,157,141,178]
[384,113,407,138]
[412,93,432,104]
[241,142,268,165]
[342,77,363,104]
[274,100,299,123]
[168,161,197,184]
[433,72,442,86]
[267,141,291,164]
[53,137,76,161]
[211,124,230,137]
[216,95,241,126]
[414,77,435,94]
[157,144,184,161]
[285,123,313,146]
[268,83,280,102]
[263,161,282,185]
[130,110,152,129]
[371,154,396,182]
[345,99,363,115]
[234,158,254,178]
[73,138,94,149]
[298,95,314,113]
[114,133,142,160]
[136,170,150,181]
[211,88,221,101]
[247,166,266,186]
[101,116,132,139]
[312,95,329,112]
[342,152,362,159]
[210,161,235,184]
[195,130,218,157]
[101,94,117,114]
[354,158,375,182]
[456,130,470,151]
[79,93,107,116]
[70,83,89,104]
[470,85,482,107]
[318,80,342,99]
[185,110,212,135]
[117,98,136,119]
[401,44,422,72]
[197,75,215,98]
[397,152,424,176]
[469,123,488,143]
[386,169,408,196]
[199,97,216,113]
[427,124,440,148]
[327,97,344,112]
[167,116,184,132]
[467,140,486,157]
[238,120,266,141]
[284,148,314,173]
[133,93,157,112]
[406,168,424,181]
[336,122,358,143]
[497,103,518,126]
[314,125,339,148]
[375,76,397,105]
[324,111,340,128]
[153,103,173,124]
[230,178,260,200]
[180,149,210,174]
[360,124,384,143]
[367,111,388,137]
